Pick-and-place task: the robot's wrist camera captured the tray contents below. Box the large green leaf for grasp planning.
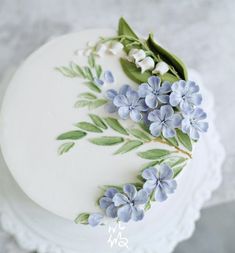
[57,130,87,140]
[114,140,143,154]
[58,142,75,155]
[138,149,170,160]
[89,114,107,129]
[75,122,102,133]
[176,129,192,151]
[89,99,107,110]
[118,17,138,39]
[84,81,101,93]
[128,128,151,141]
[105,117,129,135]
[147,33,188,80]
[89,136,124,146]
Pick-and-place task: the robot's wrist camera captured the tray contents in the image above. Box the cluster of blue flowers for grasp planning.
[88,164,176,226]
[106,76,208,140]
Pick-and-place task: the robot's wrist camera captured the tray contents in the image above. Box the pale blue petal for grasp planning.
[119,84,131,95]
[170,114,182,128]
[148,109,161,122]
[169,92,182,107]
[148,76,161,91]
[113,193,129,207]
[157,95,169,104]
[187,81,199,93]
[149,122,162,137]
[162,126,176,138]
[190,93,202,106]
[103,70,114,83]
[99,197,113,209]
[105,103,117,113]
[193,108,207,120]
[94,78,104,86]
[117,204,132,222]
[131,207,144,221]
[161,180,177,193]
[88,213,103,227]
[105,188,118,199]
[145,94,158,109]
[178,80,186,90]
[130,109,142,122]
[113,95,129,107]
[181,118,191,133]
[142,167,157,180]
[155,185,168,202]
[161,105,174,120]
[196,121,209,132]
[118,106,130,119]
[134,189,148,205]
[159,81,171,93]
[138,83,151,97]
[106,89,118,100]
[190,126,200,140]
[136,99,149,111]
[143,180,156,194]
[106,204,118,218]
[123,184,137,200]
[159,164,173,180]
[126,89,139,105]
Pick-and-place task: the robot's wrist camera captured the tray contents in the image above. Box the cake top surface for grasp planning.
[0,18,208,226]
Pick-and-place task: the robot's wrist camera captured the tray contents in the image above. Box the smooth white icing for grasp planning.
[0,30,186,221]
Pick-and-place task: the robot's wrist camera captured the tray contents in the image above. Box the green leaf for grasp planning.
[75,122,102,133]
[163,156,187,168]
[140,160,162,171]
[161,73,179,83]
[89,136,124,146]
[147,33,188,80]
[128,128,151,141]
[84,81,101,93]
[138,122,151,134]
[75,213,89,224]
[89,114,107,129]
[165,136,179,147]
[70,62,86,78]
[95,65,102,78]
[57,130,87,140]
[173,164,186,178]
[88,54,95,68]
[138,149,170,160]
[74,100,91,108]
[89,99,107,109]
[118,17,138,39]
[84,66,94,80]
[58,142,75,155]
[105,117,129,135]
[55,66,77,78]
[120,58,151,84]
[114,140,143,154]
[144,199,152,211]
[78,92,97,100]
[176,129,192,151]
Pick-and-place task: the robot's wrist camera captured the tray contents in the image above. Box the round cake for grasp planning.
[0,18,208,236]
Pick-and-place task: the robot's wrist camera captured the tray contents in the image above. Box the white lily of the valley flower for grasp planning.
[108,41,124,55]
[152,61,169,75]
[95,43,108,57]
[136,57,155,73]
[83,48,92,56]
[127,49,146,62]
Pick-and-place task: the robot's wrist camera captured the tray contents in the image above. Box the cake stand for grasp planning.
[0,69,225,253]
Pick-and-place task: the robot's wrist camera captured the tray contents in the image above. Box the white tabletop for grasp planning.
[0,0,234,252]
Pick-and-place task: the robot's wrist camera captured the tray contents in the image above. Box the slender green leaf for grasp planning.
[140,160,162,171]
[114,140,143,154]
[78,92,97,100]
[70,62,86,78]
[138,122,151,134]
[144,198,151,211]
[55,66,77,78]
[84,66,93,80]
[165,136,179,147]
[176,129,192,151]
[74,100,91,108]
[89,136,124,146]
[75,213,89,224]
[89,114,107,129]
[84,81,101,93]
[147,33,188,80]
[57,130,87,140]
[88,54,95,68]
[105,117,129,135]
[128,128,151,141]
[161,73,179,83]
[95,65,102,78]
[138,149,171,160]
[118,17,138,39]
[163,156,187,168]
[120,58,151,84]
[89,99,107,109]
[75,122,102,133]
[58,142,75,155]
[173,164,186,178]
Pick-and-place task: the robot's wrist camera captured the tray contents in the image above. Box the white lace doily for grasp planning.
[0,70,225,253]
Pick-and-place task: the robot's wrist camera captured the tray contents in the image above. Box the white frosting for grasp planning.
[0,29,187,221]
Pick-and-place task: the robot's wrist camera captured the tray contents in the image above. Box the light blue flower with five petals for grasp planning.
[113,87,148,122]
[181,107,208,140]
[138,76,171,108]
[169,80,202,112]
[112,184,148,223]
[99,188,118,218]
[148,105,181,138]
[142,164,177,202]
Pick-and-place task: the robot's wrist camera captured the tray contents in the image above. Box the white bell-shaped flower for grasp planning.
[108,41,124,55]
[95,43,108,57]
[128,49,146,62]
[136,57,155,73]
[152,61,169,75]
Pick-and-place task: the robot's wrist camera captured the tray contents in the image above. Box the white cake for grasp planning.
[0,18,210,251]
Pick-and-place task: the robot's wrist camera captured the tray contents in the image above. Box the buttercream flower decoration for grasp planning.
[181,107,208,140]
[142,164,177,202]
[127,48,146,62]
[94,70,114,86]
[152,61,169,75]
[113,184,148,222]
[88,213,104,227]
[113,87,148,122]
[105,84,131,113]
[99,188,118,218]
[148,105,182,138]
[108,41,124,55]
[138,76,171,109]
[169,80,202,112]
[95,43,107,57]
[136,57,155,73]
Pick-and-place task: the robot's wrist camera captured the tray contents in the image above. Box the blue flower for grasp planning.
[88,213,104,227]
[181,107,208,140]
[148,105,181,138]
[103,70,114,83]
[113,87,148,122]
[99,188,118,218]
[142,164,177,202]
[113,184,148,223]
[105,85,131,113]
[138,76,171,108]
[169,80,202,112]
